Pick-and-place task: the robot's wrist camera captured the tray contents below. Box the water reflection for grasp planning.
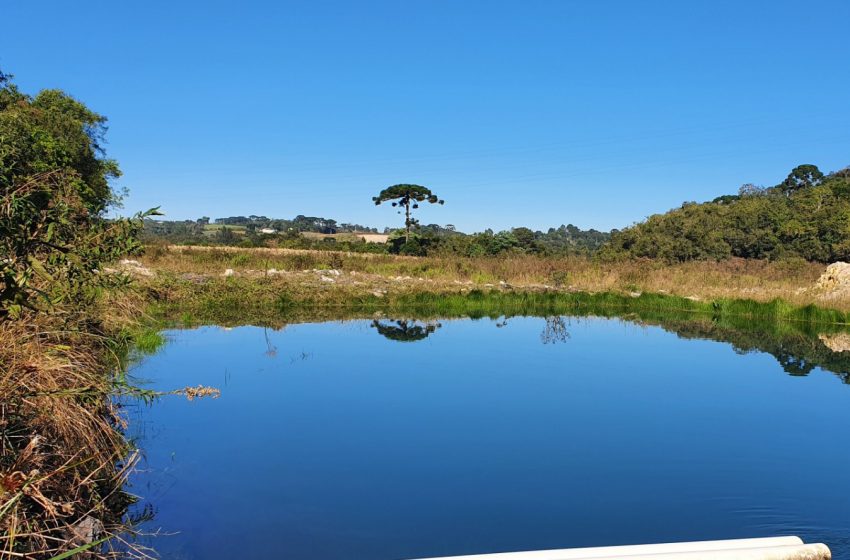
[263,327,277,358]
[364,314,850,383]
[128,315,850,559]
[370,319,442,342]
[650,317,850,383]
[541,316,571,344]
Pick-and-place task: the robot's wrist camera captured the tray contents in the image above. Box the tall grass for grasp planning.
[0,287,157,558]
[141,246,840,310]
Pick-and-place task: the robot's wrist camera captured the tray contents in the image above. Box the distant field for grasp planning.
[301,231,389,243]
[198,226,387,243]
[202,224,247,236]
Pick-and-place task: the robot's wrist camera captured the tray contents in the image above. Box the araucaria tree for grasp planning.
[372,184,444,242]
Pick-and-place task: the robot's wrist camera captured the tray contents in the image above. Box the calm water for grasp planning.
[127,317,850,559]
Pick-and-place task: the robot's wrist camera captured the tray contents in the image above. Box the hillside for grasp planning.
[602,164,850,263]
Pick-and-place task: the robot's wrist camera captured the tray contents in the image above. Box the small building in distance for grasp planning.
[259,228,277,235]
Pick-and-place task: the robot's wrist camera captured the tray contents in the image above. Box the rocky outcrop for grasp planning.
[815,262,850,292]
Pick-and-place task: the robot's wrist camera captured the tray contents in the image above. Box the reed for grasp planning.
[0,287,159,559]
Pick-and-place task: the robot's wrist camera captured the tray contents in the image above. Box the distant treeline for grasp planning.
[213,214,381,233]
[602,164,850,263]
[414,224,611,257]
[143,216,611,257]
[145,162,850,263]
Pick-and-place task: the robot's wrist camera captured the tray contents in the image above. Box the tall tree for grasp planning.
[372,184,444,242]
[781,164,824,195]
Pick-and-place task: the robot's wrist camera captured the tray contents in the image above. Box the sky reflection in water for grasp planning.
[127,317,850,560]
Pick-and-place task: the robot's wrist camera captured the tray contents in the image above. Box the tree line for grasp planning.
[600,164,850,263]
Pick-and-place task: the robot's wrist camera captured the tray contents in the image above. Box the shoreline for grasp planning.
[6,248,850,557]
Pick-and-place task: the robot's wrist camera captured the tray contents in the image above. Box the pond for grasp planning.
[126,316,850,559]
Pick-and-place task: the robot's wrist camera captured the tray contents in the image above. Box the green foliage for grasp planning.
[423,224,609,257]
[373,183,444,241]
[215,225,237,245]
[0,70,157,317]
[781,163,824,195]
[0,75,120,214]
[603,164,850,263]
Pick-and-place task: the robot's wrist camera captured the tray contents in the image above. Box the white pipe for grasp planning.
[407,537,810,560]
[568,544,831,560]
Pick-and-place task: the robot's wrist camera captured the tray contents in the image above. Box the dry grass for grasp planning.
[140,245,846,311]
[0,290,154,558]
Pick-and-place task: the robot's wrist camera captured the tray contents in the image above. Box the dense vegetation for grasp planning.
[1,70,153,557]
[602,164,850,263]
[0,70,154,317]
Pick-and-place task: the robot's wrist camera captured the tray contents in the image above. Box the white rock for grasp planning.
[816,262,850,292]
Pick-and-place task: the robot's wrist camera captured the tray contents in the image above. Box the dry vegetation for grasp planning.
[0,290,157,559]
[140,245,845,311]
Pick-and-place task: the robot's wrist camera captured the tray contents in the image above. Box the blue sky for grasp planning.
[3,0,849,232]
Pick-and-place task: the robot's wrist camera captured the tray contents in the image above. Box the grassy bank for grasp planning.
[141,245,845,310]
[0,289,162,558]
[146,272,850,327]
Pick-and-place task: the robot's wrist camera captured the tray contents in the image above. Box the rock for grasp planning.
[180,273,208,284]
[320,276,335,283]
[223,268,235,277]
[819,333,850,353]
[629,291,642,298]
[816,262,850,293]
[113,259,154,277]
[66,515,103,546]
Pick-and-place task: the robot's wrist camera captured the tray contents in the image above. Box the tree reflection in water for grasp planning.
[259,313,850,384]
[541,316,571,344]
[371,319,442,342]
[263,327,277,358]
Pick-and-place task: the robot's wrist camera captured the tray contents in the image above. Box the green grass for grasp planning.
[132,328,167,354]
[147,275,850,328]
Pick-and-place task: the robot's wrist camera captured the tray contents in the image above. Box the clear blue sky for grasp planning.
[3,0,849,232]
